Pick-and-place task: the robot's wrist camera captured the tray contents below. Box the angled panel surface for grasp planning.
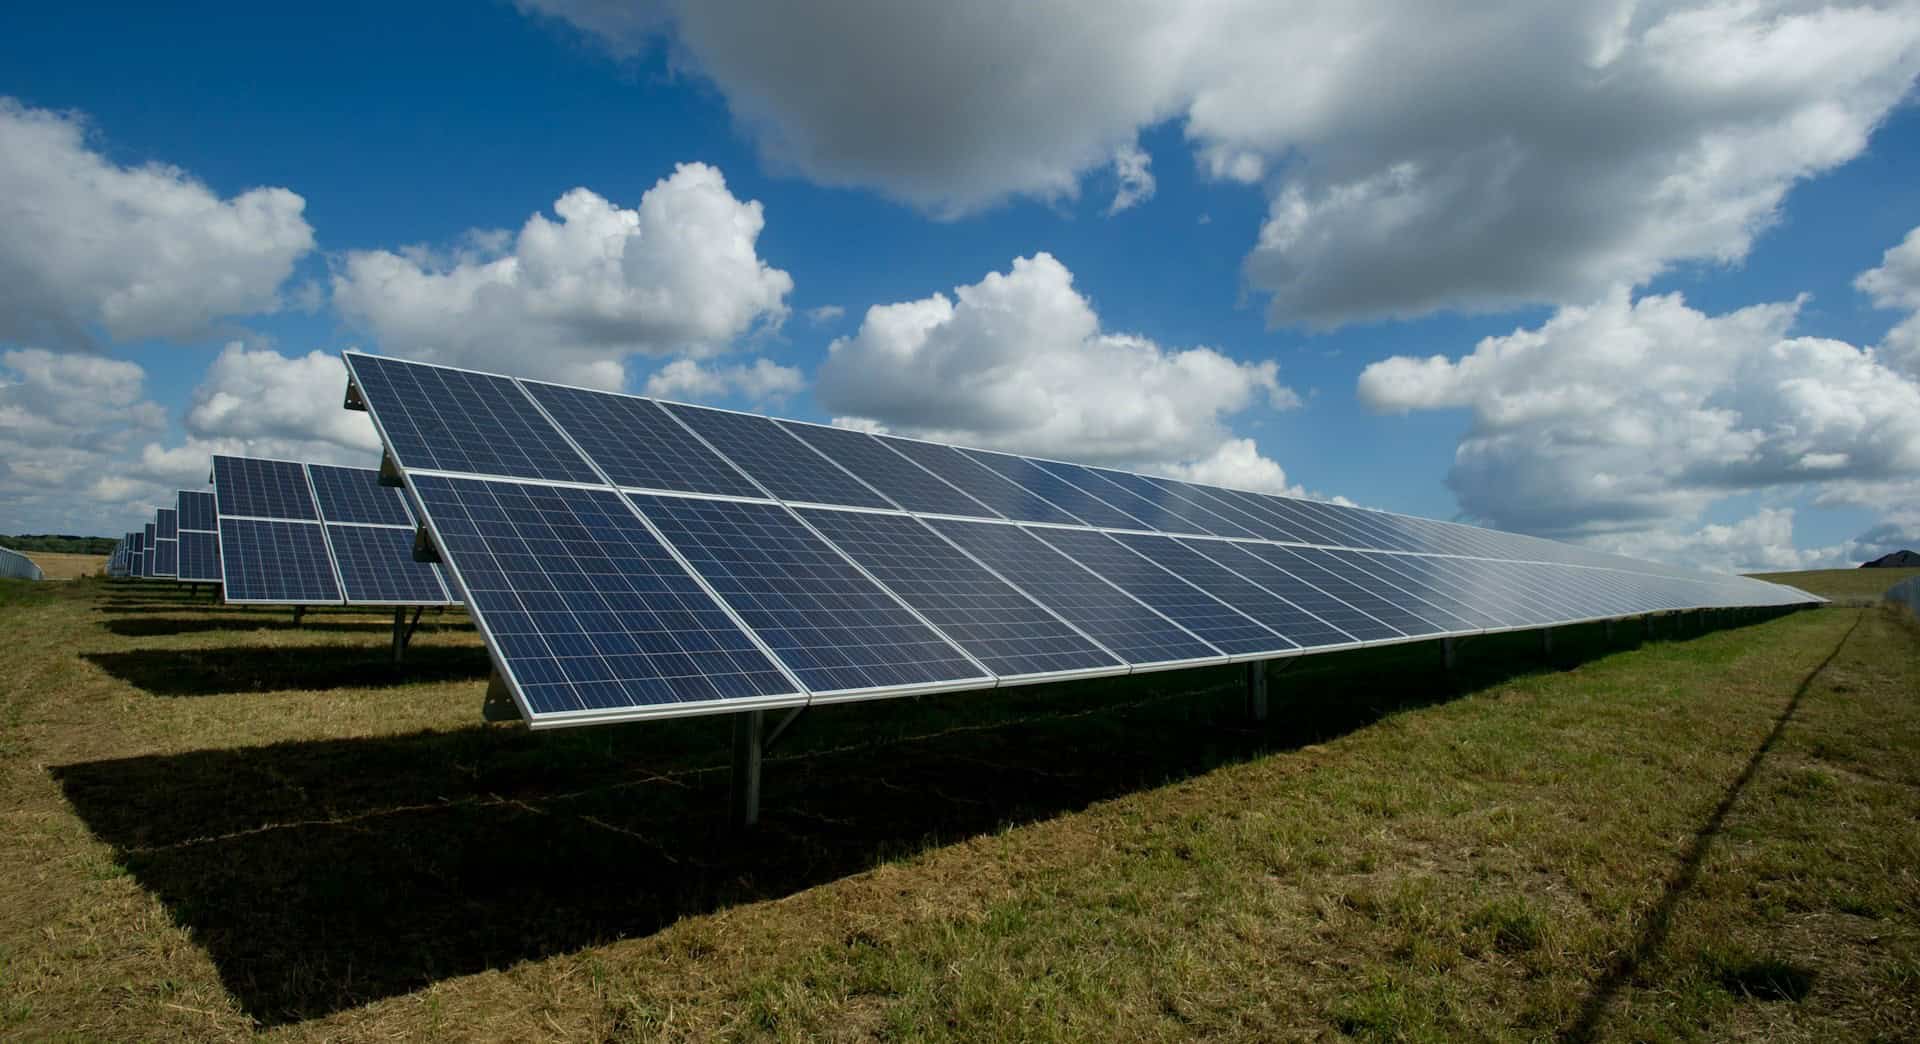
[156,508,178,540]
[662,403,892,509]
[326,525,451,605]
[177,490,217,532]
[152,539,177,577]
[1109,533,1354,649]
[176,531,222,583]
[963,451,1146,530]
[1179,540,1405,643]
[879,438,1084,525]
[308,463,416,526]
[780,422,998,518]
[344,353,598,483]
[213,456,318,521]
[1027,527,1289,656]
[217,519,341,604]
[522,381,763,498]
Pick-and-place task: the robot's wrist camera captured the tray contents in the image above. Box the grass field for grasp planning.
[1749,567,1920,602]
[1,578,1915,1041]
[19,551,107,581]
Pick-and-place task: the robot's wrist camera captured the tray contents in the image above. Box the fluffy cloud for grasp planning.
[0,98,314,348]
[1356,285,1920,561]
[522,1,1920,324]
[815,252,1299,491]
[184,343,380,455]
[644,357,805,404]
[331,163,792,389]
[1107,143,1155,215]
[0,349,170,533]
[1857,224,1920,375]
[1585,508,1854,574]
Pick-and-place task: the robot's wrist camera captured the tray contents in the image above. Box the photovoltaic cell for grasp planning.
[1027,527,1287,655]
[412,475,799,718]
[345,353,599,483]
[631,494,989,695]
[1246,545,1446,637]
[780,421,998,518]
[662,403,893,509]
[962,450,1148,530]
[213,456,318,521]
[927,518,1222,667]
[879,437,1085,525]
[143,524,155,575]
[218,519,341,603]
[1078,467,1259,538]
[522,381,764,498]
[177,531,222,582]
[308,463,415,526]
[797,507,1122,678]
[156,508,178,540]
[325,525,450,604]
[1178,539,1405,642]
[153,539,177,576]
[177,490,216,531]
[1317,549,1493,630]
[1109,534,1352,649]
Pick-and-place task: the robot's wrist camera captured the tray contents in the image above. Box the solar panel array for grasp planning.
[174,490,222,583]
[212,455,456,606]
[344,352,1820,730]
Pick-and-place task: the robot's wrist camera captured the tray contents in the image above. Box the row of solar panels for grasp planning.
[104,460,459,607]
[341,352,1821,729]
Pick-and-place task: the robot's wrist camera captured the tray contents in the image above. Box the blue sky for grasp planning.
[4,1,1920,571]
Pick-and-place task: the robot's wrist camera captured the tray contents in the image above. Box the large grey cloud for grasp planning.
[521,0,1920,325]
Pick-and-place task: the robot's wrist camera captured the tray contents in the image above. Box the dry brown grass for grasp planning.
[1,577,1915,1041]
[23,551,108,580]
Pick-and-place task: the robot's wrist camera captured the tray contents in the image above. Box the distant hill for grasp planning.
[0,534,117,555]
[1861,550,1920,568]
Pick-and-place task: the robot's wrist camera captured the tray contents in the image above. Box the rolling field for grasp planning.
[1749,567,1920,602]
[1,578,1916,1041]
[19,552,107,581]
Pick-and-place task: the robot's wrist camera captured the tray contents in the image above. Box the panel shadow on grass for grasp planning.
[83,643,491,695]
[54,619,1776,1027]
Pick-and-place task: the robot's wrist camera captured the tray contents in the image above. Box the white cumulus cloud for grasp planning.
[0,348,170,533]
[0,98,315,348]
[644,357,805,405]
[1857,223,1920,376]
[184,343,380,455]
[815,252,1299,491]
[331,162,793,389]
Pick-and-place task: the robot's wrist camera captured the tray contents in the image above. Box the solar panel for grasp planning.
[1078,467,1259,538]
[1244,545,1448,637]
[1025,527,1289,655]
[177,489,217,532]
[213,456,318,520]
[1177,539,1405,642]
[780,421,999,518]
[142,523,155,576]
[218,519,341,603]
[521,380,765,498]
[1108,533,1355,649]
[927,518,1222,668]
[662,403,893,509]
[156,508,178,540]
[308,464,415,526]
[326,525,449,604]
[152,538,177,577]
[796,507,1124,679]
[413,475,802,720]
[177,531,221,583]
[962,450,1148,530]
[128,531,145,578]
[878,437,1085,525]
[344,352,600,483]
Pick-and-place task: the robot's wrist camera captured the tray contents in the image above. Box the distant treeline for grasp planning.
[0,534,116,555]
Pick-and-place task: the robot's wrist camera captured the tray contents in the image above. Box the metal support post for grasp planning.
[730,709,765,830]
[1442,637,1457,670]
[1246,661,1268,721]
[292,605,306,627]
[1541,627,1554,656]
[481,671,519,722]
[1603,619,1614,643]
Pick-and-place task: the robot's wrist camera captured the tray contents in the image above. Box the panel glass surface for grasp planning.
[879,437,1084,525]
[212,455,318,521]
[152,539,177,577]
[963,451,1147,530]
[412,475,799,717]
[177,490,217,531]
[781,422,997,518]
[218,519,341,603]
[797,507,1121,678]
[143,524,155,576]
[1111,534,1352,648]
[176,531,222,582]
[1178,540,1405,642]
[1079,468,1258,538]
[631,495,988,694]
[928,519,1222,666]
[156,508,178,540]
[522,381,764,498]
[662,403,892,509]
[1247,546,1448,636]
[1028,527,1286,655]
[309,464,415,526]
[346,353,599,483]
[324,525,450,604]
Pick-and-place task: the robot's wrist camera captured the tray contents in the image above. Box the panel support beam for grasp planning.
[1541,627,1554,656]
[391,605,424,664]
[1603,619,1615,643]
[1442,637,1458,671]
[1246,661,1268,722]
[730,709,765,830]
[482,671,519,722]
[292,605,306,627]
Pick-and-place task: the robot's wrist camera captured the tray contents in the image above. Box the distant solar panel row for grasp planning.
[211,454,456,606]
[343,352,1818,730]
[173,490,222,583]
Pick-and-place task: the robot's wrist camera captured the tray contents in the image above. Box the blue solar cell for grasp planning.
[346,353,599,483]
[797,507,1122,678]
[152,539,177,577]
[1026,527,1288,655]
[1318,550,1491,630]
[218,519,341,603]
[1245,545,1446,636]
[780,422,999,518]
[1110,534,1353,649]
[662,403,892,509]
[412,476,800,718]
[962,451,1148,530]
[1073,467,1259,538]
[308,464,415,526]
[326,525,451,604]
[1185,487,1326,544]
[176,531,222,582]
[877,437,1085,525]
[128,532,145,578]
[177,490,217,531]
[143,524,156,576]
[522,381,764,497]
[156,508,178,540]
[631,494,990,695]
[1178,540,1404,642]
[213,456,318,520]
[927,518,1222,667]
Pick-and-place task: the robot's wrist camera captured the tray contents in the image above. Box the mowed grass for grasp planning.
[20,551,108,580]
[1,578,1916,1041]
[1750,566,1920,602]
